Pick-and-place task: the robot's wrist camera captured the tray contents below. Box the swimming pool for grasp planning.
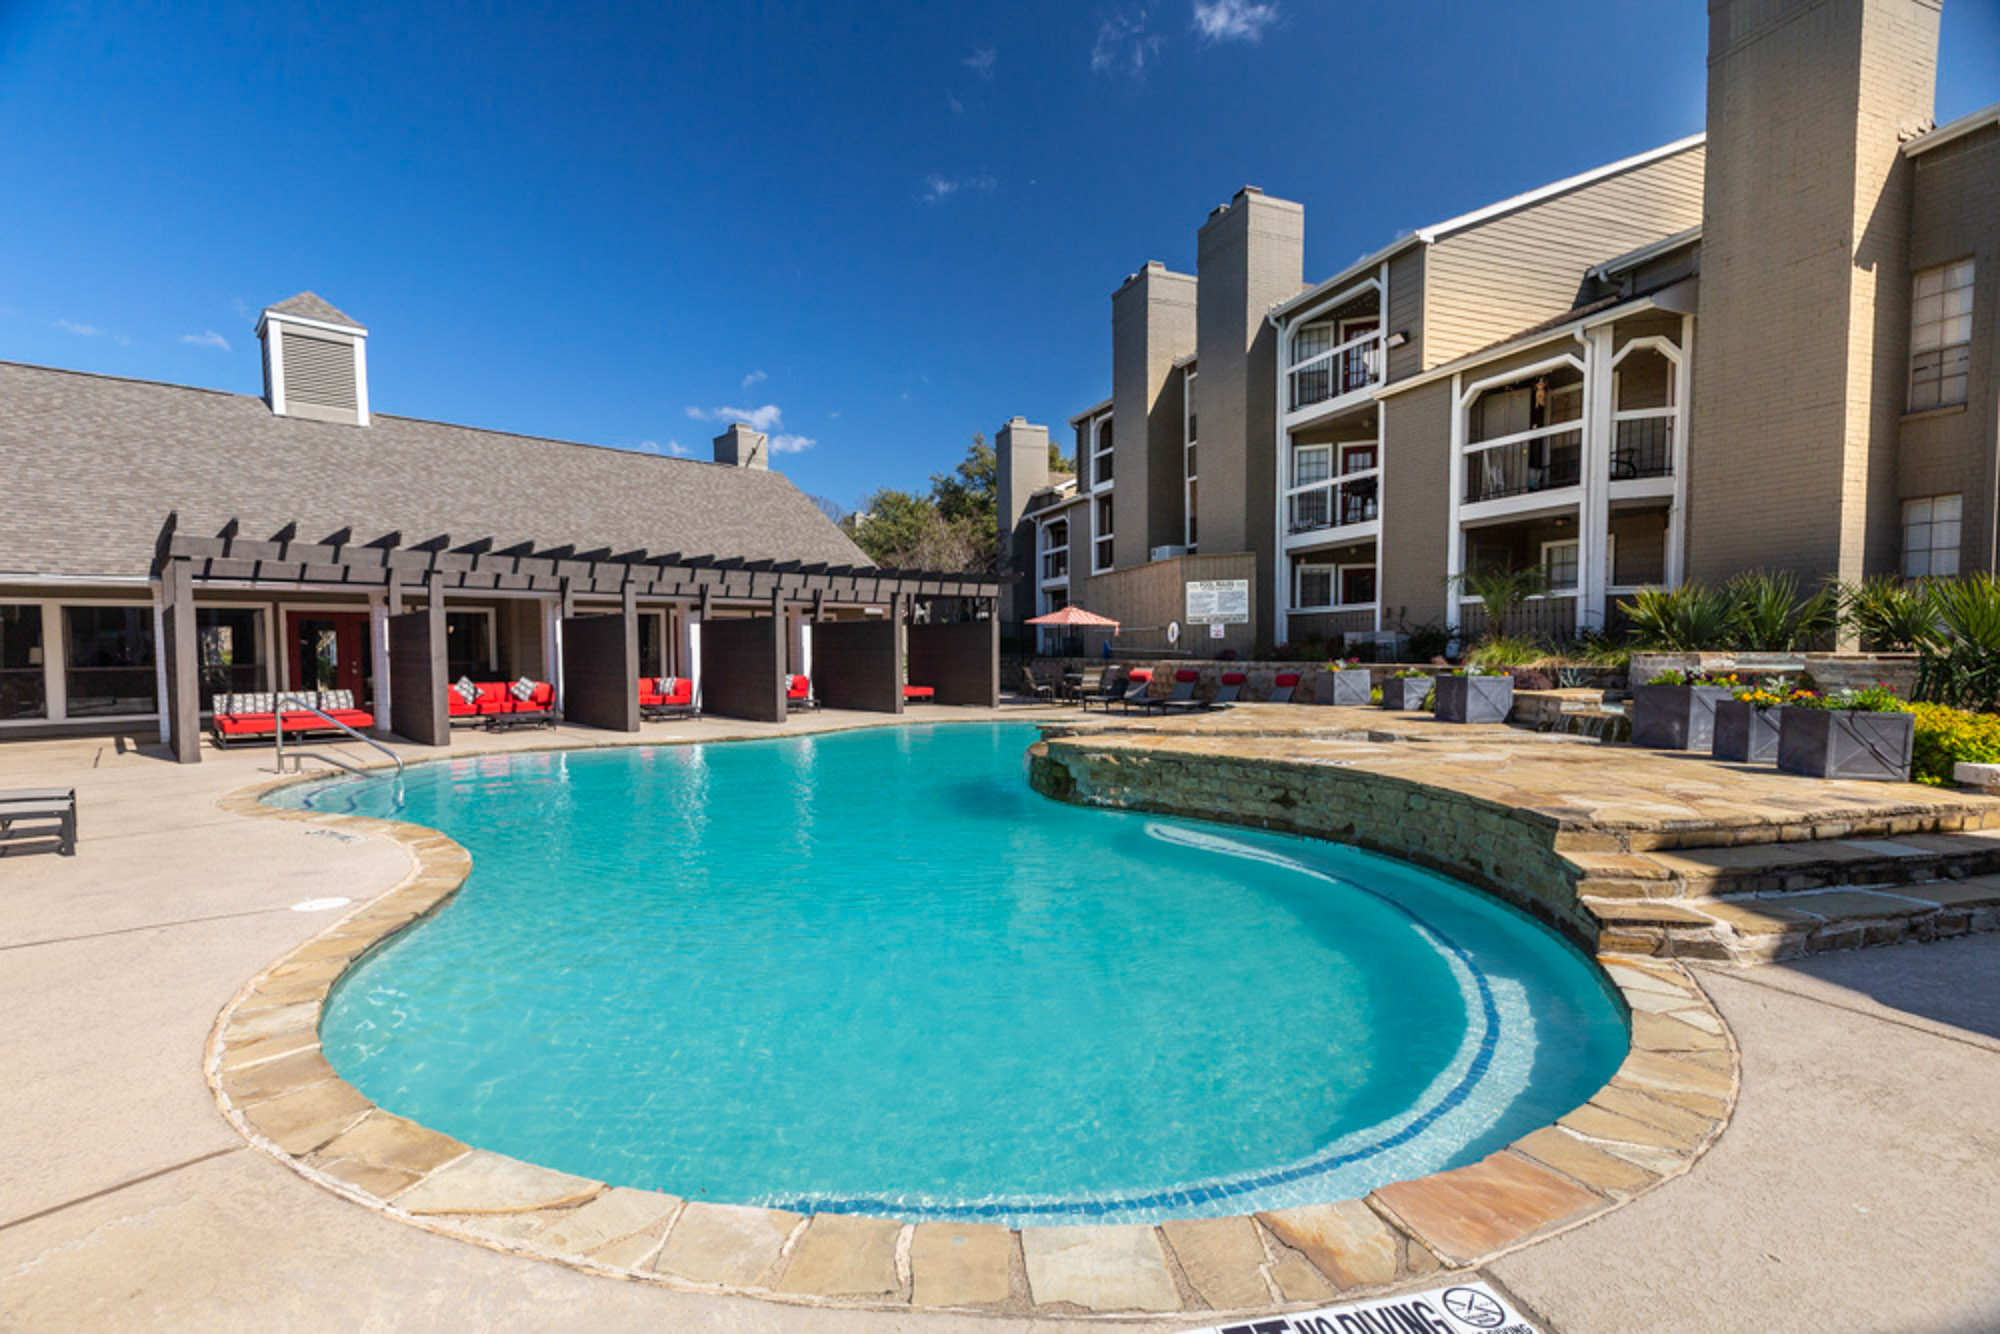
[277,722,1627,1227]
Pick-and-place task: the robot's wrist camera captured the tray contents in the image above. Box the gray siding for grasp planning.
[1424,145,1707,367]
[1900,123,2000,572]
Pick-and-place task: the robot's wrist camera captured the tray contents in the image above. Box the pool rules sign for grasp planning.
[1180,1281,1542,1334]
[1186,579,1250,630]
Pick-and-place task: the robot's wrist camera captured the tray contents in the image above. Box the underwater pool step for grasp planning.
[1569,828,2000,901]
[1586,876,2000,964]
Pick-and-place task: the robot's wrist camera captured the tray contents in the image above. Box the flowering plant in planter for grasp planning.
[1434,668,1513,723]
[1451,664,1510,677]
[1321,657,1372,706]
[1777,684,1915,781]
[1391,668,1431,678]
[1713,682,1809,764]
[1379,669,1434,710]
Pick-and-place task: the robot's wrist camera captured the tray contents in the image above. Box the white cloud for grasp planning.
[56,319,107,337]
[1192,0,1278,41]
[1091,7,1161,75]
[770,433,815,454]
[741,369,767,390]
[921,172,998,205]
[181,330,231,352]
[963,46,996,77]
[685,403,785,432]
[636,439,692,457]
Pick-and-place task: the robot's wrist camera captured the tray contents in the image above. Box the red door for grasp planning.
[1341,320,1379,393]
[287,611,370,700]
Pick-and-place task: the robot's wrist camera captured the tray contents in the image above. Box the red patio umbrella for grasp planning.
[1025,605,1119,629]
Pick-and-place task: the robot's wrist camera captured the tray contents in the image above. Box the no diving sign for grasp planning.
[1180,1281,1541,1334]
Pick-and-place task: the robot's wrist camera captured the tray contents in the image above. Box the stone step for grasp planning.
[1568,828,2000,900]
[1586,876,2000,965]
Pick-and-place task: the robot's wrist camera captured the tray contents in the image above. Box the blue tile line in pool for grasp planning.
[760,822,1505,1224]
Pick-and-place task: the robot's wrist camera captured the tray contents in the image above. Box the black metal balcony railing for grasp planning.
[1612,416,1674,480]
[1463,429,1582,503]
[1287,475,1380,534]
[1288,330,1382,413]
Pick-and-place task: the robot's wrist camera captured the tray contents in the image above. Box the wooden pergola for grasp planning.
[154,518,1005,763]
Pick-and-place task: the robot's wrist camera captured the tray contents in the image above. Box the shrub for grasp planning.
[1917,575,2000,712]
[1510,667,1556,690]
[1787,683,1908,713]
[1445,565,1551,642]
[1398,617,1454,663]
[1564,632,1632,670]
[1841,575,1937,652]
[1725,569,1840,651]
[1619,584,1735,650]
[1468,635,1545,670]
[1909,702,2000,786]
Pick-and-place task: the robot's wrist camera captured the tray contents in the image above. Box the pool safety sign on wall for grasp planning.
[1180,1281,1542,1334]
[1186,578,1251,625]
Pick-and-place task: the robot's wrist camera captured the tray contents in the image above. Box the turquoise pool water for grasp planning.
[278,722,1627,1226]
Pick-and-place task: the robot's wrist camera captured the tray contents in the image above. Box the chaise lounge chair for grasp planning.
[1212,671,1247,706]
[213,690,376,748]
[1017,666,1055,702]
[1151,668,1205,713]
[1267,672,1301,704]
[1109,668,1156,713]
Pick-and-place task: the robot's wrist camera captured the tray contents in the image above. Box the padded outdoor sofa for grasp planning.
[448,678,555,730]
[211,690,375,748]
[639,675,698,719]
[787,675,820,712]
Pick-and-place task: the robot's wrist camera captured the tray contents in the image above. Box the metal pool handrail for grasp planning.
[273,694,406,780]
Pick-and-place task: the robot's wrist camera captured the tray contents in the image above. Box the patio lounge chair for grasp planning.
[1069,666,1105,703]
[639,676,697,719]
[1078,668,1124,711]
[1267,672,1301,704]
[787,675,819,711]
[1017,666,1055,702]
[1153,669,1205,713]
[1212,671,1247,706]
[1109,668,1156,713]
[0,787,76,856]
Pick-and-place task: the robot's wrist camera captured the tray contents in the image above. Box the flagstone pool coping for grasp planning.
[206,738,1740,1321]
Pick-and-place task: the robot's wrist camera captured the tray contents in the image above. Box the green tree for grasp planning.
[847,432,1072,574]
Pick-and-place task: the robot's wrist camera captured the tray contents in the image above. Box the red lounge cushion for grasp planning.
[663,682,692,703]
[507,684,554,712]
[325,710,374,728]
[448,697,480,716]
[903,686,934,699]
[1175,670,1199,682]
[215,714,275,734]
[1275,673,1301,686]
[787,675,811,699]
[1221,672,1247,684]
[1128,670,1152,683]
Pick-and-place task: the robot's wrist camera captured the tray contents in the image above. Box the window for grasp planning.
[1042,518,1069,581]
[64,605,156,717]
[445,610,495,683]
[1341,566,1377,606]
[1903,494,1962,577]
[1293,444,1332,488]
[0,604,47,720]
[1295,564,1333,609]
[1911,260,1974,412]
[1094,494,1115,572]
[1092,418,1115,487]
[196,606,266,710]
[1541,539,1580,592]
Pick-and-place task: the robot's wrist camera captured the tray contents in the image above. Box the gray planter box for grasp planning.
[1631,683,1733,750]
[1322,668,1372,707]
[1777,708,1915,782]
[1712,700,1783,763]
[1380,676,1432,711]
[1434,674,1513,724]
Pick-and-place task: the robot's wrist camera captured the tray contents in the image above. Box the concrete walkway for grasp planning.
[3,714,1997,1330]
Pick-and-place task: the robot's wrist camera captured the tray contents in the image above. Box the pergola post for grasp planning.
[160,556,201,764]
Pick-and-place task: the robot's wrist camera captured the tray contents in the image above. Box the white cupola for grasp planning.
[257,292,369,426]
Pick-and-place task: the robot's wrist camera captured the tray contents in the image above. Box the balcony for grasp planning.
[1041,549,1069,580]
[1464,428,1581,504]
[1287,473,1380,535]
[1287,327,1382,414]
[1612,416,1674,480]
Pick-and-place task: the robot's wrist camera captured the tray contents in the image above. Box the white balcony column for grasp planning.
[1666,315,1695,589]
[1579,325,1615,633]
[151,586,170,746]
[369,587,392,733]
[1445,372,1466,635]
[1373,406,1386,633]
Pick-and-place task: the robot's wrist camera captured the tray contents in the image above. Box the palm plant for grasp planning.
[1918,574,2000,711]
[1724,569,1841,651]
[1840,575,1937,651]
[1618,583,1734,651]
[1445,564,1550,643]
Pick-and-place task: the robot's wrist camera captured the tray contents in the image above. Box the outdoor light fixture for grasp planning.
[1384,329,1410,349]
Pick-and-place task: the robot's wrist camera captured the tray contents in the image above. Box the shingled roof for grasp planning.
[0,361,872,580]
[263,292,364,328]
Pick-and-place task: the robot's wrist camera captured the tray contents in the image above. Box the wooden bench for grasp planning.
[0,787,77,856]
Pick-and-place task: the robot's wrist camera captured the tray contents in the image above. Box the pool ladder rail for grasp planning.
[271,693,408,802]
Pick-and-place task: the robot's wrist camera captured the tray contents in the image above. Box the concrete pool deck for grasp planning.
[3,706,1998,1329]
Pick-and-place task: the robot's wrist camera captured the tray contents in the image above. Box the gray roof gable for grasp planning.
[0,361,872,579]
[264,292,364,328]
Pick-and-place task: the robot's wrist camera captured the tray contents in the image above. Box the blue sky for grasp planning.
[2,1,1996,510]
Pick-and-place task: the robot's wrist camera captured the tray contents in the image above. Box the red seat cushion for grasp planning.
[448,696,480,716]
[1275,673,1301,686]
[903,686,934,699]
[215,714,275,735]
[324,710,374,728]
[787,675,811,699]
[508,683,554,712]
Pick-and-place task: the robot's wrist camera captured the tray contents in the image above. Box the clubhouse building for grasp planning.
[1000,0,1998,656]
[0,295,1001,760]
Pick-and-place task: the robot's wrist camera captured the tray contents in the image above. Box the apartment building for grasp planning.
[999,0,1996,656]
